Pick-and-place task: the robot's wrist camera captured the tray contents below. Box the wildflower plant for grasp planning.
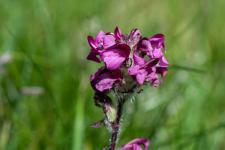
[87,27,168,150]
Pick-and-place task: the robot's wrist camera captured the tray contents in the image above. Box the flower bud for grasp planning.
[105,105,117,123]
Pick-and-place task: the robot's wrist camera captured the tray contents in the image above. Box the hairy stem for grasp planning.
[110,97,125,150]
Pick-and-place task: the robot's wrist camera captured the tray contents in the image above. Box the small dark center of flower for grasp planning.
[98,45,104,50]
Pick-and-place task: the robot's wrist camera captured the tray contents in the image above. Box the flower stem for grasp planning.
[110,97,125,150]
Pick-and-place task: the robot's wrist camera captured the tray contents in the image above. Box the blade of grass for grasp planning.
[73,75,88,150]
[169,64,205,74]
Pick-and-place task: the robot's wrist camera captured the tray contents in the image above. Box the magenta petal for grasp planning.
[114,26,122,40]
[91,67,104,81]
[100,44,130,70]
[95,31,105,43]
[149,34,165,49]
[128,65,140,75]
[129,63,147,85]
[140,39,153,56]
[152,48,163,58]
[129,28,142,46]
[121,138,150,150]
[136,71,147,85]
[130,28,142,39]
[146,72,157,81]
[152,78,160,87]
[95,77,117,92]
[159,56,169,67]
[87,51,100,63]
[101,51,125,70]
[135,68,148,85]
[156,67,168,77]
[87,36,97,49]
[151,33,164,38]
[91,67,122,92]
[149,34,164,42]
[133,53,146,66]
[103,34,116,48]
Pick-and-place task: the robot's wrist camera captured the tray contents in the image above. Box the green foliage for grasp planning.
[0,0,225,149]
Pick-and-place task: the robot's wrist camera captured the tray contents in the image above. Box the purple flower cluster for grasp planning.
[87,27,168,93]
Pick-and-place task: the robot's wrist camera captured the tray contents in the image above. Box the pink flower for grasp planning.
[91,67,122,92]
[140,34,165,59]
[100,27,141,70]
[87,31,116,62]
[128,54,160,86]
[120,138,150,150]
[127,33,168,86]
[87,27,169,92]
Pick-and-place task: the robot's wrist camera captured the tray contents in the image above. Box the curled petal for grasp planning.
[100,44,130,70]
[149,34,165,49]
[130,28,142,40]
[87,36,97,49]
[139,39,153,56]
[149,33,164,40]
[159,56,169,67]
[129,28,142,47]
[95,31,105,43]
[103,34,116,48]
[155,56,168,77]
[114,26,122,40]
[91,67,122,92]
[121,138,150,150]
[86,50,101,63]
[96,77,118,92]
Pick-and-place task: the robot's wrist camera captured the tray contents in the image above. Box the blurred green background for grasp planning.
[0,0,225,149]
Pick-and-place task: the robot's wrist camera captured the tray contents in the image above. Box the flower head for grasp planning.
[87,31,116,62]
[87,27,169,92]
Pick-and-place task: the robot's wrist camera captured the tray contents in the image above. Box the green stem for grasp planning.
[109,97,125,150]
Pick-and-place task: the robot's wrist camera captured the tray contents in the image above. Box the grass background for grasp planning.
[0,0,225,149]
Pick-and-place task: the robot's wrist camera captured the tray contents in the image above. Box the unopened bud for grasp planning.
[106,105,117,123]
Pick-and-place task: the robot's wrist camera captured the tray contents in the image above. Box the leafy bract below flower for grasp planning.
[120,138,150,150]
[87,27,169,92]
